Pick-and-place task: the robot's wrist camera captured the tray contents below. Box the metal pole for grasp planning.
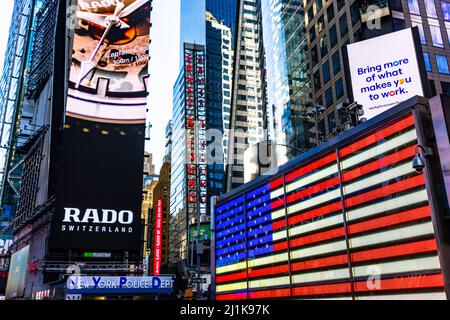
[314,109,319,144]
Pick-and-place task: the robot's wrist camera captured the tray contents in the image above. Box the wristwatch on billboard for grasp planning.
[67,0,151,124]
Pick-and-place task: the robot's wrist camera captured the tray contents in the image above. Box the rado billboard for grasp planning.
[49,0,151,250]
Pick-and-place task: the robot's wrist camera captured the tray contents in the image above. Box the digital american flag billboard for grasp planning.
[214,113,446,300]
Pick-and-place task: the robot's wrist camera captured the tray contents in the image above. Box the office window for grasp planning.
[424,0,438,18]
[442,1,450,21]
[314,70,321,91]
[412,21,426,44]
[328,112,336,132]
[430,23,444,47]
[436,54,450,74]
[332,51,341,74]
[317,119,325,140]
[311,45,319,66]
[430,80,437,96]
[441,81,450,96]
[325,87,333,107]
[393,18,406,31]
[407,0,421,14]
[317,0,323,11]
[423,52,432,72]
[320,35,328,57]
[310,26,317,42]
[391,0,403,11]
[339,14,348,37]
[323,61,331,84]
[308,7,314,23]
[317,15,325,34]
[335,78,344,99]
[327,4,335,22]
[354,28,363,42]
[329,25,337,48]
[350,2,360,25]
[316,96,323,107]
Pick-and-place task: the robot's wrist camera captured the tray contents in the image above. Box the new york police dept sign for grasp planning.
[67,276,174,294]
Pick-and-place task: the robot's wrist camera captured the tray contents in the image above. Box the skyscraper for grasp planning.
[0,0,46,234]
[226,0,267,191]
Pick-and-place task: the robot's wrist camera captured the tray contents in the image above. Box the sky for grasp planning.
[0,1,14,74]
[146,0,181,172]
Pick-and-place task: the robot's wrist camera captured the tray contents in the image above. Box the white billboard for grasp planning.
[347,28,425,120]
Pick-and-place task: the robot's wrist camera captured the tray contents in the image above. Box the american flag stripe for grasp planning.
[346,189,429,222]
[347,221,435,249]
[351,256,441,278]
[285,153,337,183]
[340,129,417,170]
[339,114,415,157]
[285,164,338,193]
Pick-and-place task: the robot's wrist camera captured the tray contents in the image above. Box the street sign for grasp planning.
[191,278,207,284]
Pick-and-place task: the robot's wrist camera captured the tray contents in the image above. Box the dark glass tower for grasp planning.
[205,0,237,198]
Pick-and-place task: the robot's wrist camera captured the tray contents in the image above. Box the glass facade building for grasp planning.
[170,69,188,263]
[0,0,45,231]
[261,0,312,166]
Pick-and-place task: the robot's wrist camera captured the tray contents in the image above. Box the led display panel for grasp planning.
[215,113,446,300]
[184,45,208,240]
[347,28,426,120]
[49,0,151,250]
[153,199,163,275]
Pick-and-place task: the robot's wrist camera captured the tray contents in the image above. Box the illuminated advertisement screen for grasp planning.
[0,236,12,256]
[347,28,426,120]
[49,0,151,250]
[0,205,13,228]
[67,275,174,295]
[215,113,446,300]
[5,246,30,300]
[67,0,150,124]
[185,45,207,223]
[189,224,211,242]
[153,199,163,275]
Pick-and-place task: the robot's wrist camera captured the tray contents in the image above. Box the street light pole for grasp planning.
[305,105,325,146]
[314,112,319,143]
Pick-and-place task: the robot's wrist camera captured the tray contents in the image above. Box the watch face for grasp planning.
[67,0,151,124]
